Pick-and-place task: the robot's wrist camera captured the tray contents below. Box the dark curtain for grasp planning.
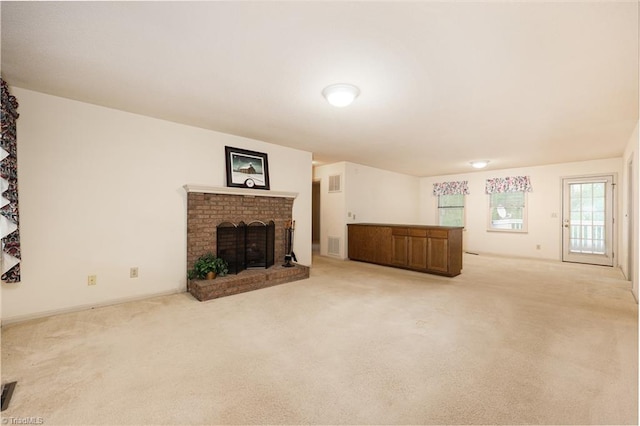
[0,78,21,283]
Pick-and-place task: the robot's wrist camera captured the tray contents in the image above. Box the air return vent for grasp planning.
[328,237,341,256]
[328,174,342,193]
[1,381,16,411]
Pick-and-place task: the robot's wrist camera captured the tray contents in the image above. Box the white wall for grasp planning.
[345,162,420,225]
[622,122,639,300]
[313,162,347,258]
[419,158,623,261]
[313,161,420,259]
[1,87,312,323]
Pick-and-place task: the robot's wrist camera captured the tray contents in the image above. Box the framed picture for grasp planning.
[225,146,270,190]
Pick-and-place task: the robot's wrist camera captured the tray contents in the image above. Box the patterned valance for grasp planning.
[432,180,470,196]
[1,78,20,283]
[485,176,532,194]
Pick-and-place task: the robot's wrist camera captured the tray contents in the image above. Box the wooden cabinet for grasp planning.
[391,227,409,266]
[391,227,429,269]
[427,234,449,273]
[347,224,463,277]
[409,235,428,269]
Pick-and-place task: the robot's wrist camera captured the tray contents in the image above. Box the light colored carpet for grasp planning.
[1,253,637,425]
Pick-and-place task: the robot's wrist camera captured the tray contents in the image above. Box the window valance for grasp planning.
[485,176,532,194]
[433,180,470,196]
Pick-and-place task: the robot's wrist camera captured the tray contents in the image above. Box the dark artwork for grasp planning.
[225,146,270,190]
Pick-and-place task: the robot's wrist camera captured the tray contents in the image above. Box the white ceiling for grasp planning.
[1,1,638,177]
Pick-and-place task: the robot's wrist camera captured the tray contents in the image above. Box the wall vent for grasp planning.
[328,237,341,256]
[328,174,342,193]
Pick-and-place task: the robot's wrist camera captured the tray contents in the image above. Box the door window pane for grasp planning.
[568,182,606,254]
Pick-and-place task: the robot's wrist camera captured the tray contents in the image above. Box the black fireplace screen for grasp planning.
[217,220,274,273]
[217,221,246,274]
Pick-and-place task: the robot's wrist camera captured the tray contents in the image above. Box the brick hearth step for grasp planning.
[188,264,310,301]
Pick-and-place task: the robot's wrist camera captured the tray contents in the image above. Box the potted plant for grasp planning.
[190,252,229,280]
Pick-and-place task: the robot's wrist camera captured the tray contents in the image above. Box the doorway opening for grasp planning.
[312,180,321,254]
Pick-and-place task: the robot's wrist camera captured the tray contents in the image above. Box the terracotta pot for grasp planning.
[206,271,216,280]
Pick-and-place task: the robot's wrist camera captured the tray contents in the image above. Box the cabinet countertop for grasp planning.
[347,223,463,230]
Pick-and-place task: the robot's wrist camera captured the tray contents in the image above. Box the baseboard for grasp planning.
[1,289,185,326]
[464,250,563,263]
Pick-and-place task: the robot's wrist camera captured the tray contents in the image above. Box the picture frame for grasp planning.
[225,146,270,190]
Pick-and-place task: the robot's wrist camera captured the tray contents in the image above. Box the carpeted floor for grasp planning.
[1,253,637,425]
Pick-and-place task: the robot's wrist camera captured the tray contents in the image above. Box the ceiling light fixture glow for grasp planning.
[322,83,360,107]
[470,160,490,169]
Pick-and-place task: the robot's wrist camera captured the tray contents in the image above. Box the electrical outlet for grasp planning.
[88,275,97,286]
[536,244,541,250]
[130,267,139,278]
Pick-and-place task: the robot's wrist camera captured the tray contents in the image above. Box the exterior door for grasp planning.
[562,176,614,266]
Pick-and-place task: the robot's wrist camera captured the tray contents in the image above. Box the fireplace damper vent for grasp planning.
[217,220,275,273]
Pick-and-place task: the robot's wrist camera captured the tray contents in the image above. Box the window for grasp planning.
[438,194,465,227]
[433,180,469,227]
[488,191,527,232]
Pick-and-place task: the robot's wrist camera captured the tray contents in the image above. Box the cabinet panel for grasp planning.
[427,237,449,273]
[392,227,409,236]
[428,229,449,239]
[408,237,428,269]
[373,226,392,264]
[348,225,392,265]
[447,229,463,274]
[391,235,408,266]
[359,227,378,261]
[347,225,366,260]
[409,228,428,238]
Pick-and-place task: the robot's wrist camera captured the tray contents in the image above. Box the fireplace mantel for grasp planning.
[183,184,298,199]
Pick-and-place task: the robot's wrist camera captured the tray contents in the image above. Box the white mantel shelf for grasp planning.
[183,184,298,199]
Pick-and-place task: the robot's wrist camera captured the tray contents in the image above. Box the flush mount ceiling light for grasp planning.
[322,83,360,107]
[470,160,490,169]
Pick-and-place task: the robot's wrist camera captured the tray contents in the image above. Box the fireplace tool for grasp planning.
[283,220,297,267]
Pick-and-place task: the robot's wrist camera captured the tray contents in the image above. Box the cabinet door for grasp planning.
[408,237,428,269]
[427,236,449,273]
[391,235,408,266]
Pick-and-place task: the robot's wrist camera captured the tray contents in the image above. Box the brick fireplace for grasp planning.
[184,185,309,301]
